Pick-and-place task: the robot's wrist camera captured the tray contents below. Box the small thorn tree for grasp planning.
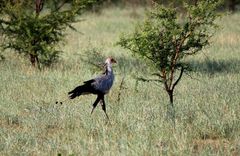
[118,0,221,119]
[0,0,97,68]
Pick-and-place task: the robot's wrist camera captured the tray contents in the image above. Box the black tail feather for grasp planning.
[68,84,91,99]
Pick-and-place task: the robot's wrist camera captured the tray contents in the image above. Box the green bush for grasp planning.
[0,0,96,68]
[118,0,221,121]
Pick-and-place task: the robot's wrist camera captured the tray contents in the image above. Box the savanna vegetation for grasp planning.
[118,1,221,123]
[0,1,240,156]
[0,0,97,68]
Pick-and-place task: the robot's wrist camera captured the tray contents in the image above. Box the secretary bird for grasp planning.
[68,57,116,119]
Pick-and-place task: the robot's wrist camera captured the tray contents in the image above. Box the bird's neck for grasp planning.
[105,64,113,75]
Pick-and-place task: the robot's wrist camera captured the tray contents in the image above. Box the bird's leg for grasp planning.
[101,96,109,120]
[91,95,101,114]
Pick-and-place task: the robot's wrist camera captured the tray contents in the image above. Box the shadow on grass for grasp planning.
[188,59,240,75]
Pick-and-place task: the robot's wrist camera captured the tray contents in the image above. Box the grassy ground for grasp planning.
[0,7,240,155]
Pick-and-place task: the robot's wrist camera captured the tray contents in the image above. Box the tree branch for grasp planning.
[184,48,200,55]
[152,72,164,78]
[169,31,192,88]
[117,76,126,104]
[55,0,68,12]
[171,66,184,91]
[136,77,162,83]
[36,0,44,14]
[161,67,169,91]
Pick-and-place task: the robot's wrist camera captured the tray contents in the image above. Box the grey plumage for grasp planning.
[90,68,115,94]
[68,57,116,119]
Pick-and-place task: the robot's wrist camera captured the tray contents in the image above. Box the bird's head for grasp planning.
[105,57,117,66]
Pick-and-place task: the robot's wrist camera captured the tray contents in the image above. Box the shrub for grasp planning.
[118,0,221,121]
[0,0,96,68]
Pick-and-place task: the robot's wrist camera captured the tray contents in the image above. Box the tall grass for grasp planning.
[0,7,239,155]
